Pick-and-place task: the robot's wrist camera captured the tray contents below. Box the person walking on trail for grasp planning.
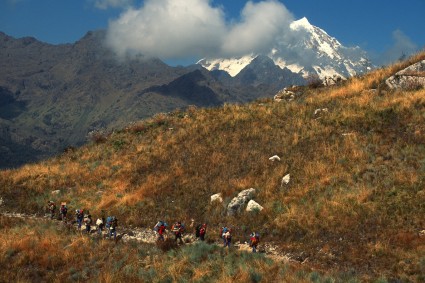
[223,227,232,248]
[220,227,228,245]
[199,224,207,241]
[171,221,185,244]
[154,220,167,241]
[109,217,118,240]
[96,217,105,236]
[249,232,260,253]
[75,209,84,230]
[59,203,68,222]
[47,201,56,219]
[84,214,92,234]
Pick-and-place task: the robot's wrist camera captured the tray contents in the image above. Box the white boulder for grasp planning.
[51,190,61,195]
[246,200,264,212]
[269,155,281,162]
[281,174,290,186]
[210,193,223,203]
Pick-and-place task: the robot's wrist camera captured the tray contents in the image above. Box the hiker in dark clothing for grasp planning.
[172,222,185,244]
[60,203,68,222]
[109,217,118,240]
[47,201,56,219]
[75,209,84,229]
[84,214,92,234]
[199,224,207,241]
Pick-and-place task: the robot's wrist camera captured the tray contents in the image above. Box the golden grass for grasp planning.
[1,51,425,281]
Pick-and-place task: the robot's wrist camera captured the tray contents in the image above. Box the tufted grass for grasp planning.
[1,51,425,281]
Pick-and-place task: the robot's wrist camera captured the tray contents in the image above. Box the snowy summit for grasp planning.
[198,17,372,80]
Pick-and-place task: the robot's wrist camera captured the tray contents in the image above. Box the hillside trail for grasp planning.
[0,211,297,264]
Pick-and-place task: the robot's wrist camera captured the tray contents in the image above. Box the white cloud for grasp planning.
[92,0,133,10]
[374,29,418,66]
[222,0,294,56]
[106,0,294,60]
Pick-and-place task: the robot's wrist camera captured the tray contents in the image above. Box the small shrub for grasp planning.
[87,129,108,144]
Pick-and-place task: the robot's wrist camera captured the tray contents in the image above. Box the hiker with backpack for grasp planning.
[84,214,92,234]
[154,220,167,241]
[171,221,185,244]
[195,223,207,241]
[96,217,105,235]
[249,232,260,253]
[59,203,68,222]
[222,227,232,248]
[47,201,56,219]
[75,209,84,229]
[107,216,118,240]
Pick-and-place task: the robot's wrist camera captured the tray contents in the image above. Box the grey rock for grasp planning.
[386,60,425,90]
[227,188,256,216]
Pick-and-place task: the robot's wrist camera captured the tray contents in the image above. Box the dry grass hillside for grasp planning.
[1,52,425,282]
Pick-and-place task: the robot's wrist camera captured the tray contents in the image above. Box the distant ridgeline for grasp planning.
[0,21,372,168]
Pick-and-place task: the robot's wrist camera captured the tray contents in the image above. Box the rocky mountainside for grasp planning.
[198,17,373,79]
[0,31,295,169]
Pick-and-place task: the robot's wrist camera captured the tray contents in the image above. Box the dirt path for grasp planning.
[0,211,295,263]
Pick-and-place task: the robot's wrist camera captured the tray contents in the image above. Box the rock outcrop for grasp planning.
[386,60,425,90]
[227,188,256,216]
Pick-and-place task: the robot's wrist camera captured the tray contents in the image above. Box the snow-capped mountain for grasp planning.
[198,17,373,80]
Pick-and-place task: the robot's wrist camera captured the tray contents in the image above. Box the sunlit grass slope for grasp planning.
[1,52,425,281]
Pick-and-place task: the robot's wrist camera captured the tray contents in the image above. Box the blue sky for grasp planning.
[1,0,424,65]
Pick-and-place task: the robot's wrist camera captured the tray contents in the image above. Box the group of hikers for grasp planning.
[46,201,118,240]
[47,201,260,252]
[154,221,260,252]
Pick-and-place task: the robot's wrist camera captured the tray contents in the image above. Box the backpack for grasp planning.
[250,233,260,245]
[61,206,67,214]
[195,224,202,237]
[154,221,164,232]
[106,216,113,228]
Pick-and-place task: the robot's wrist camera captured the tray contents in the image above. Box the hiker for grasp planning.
[96,217,105,235]
[47,201,56,219]
[154,220,167,241]
[75,209,84,229]
[84,214,92,234]
[219,227,227,245]
[109,217,118,240]
[105,216,114,235]
[59,203,68,222]
[198,223,207,241]
[222,227,232,248]
[249,232,260,253]
[171,221,185,244]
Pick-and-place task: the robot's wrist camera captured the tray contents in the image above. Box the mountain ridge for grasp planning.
[198,17,373,79]
[0,30,303,169]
